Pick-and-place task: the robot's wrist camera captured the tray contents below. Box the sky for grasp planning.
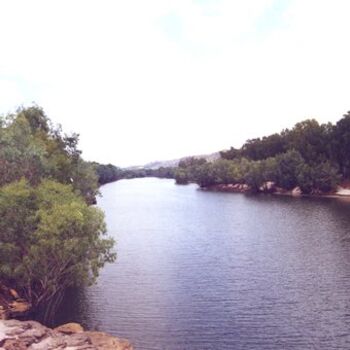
[0,0,349,167]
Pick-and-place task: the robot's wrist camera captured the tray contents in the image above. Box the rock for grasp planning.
[1,339,27,350]
[336,186,350,196]
[54,322,84,334]
[0,319,133,350]
[259,181,276,193]
[9,301,31,315]
[291,186,302,196]
[86,331,133,350]
[266,181,275,192]
[0,284,31,319]
[204,183,251,193]
[241,184,250,191]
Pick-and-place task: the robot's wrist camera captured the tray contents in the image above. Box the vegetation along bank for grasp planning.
[94,111,350,198]
[0,105,115,323]
[173,112,350,196]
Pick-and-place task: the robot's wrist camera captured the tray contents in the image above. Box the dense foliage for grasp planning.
[0,105,99,203]
[0,106,115,319]
[176,113,350,194]
[94,162,175,185]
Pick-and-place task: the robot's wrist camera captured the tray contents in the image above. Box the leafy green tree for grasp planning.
[286,119,331,164]
[190,112,349,192]
[0,113,45,185]
[297,161,340,193]
[312,162,340,192]
[296,163,314,194]
[231,158,251,183]
[260,157,278,183]
[178,157,207,169]
[241,133,287,160]
[210,159,237,184]
[331,112,350,177]
[16,105,50,133]
[244,161,265,191]
[71,159,99,204]
[0,106,99,203]
[94,163,123,184]
[0,179,115,320]
[220,147,241,160]
[192,162,217,187]
[175,168,189,184]
[175,157,208,185]
[149,166,175,178]
[274,150,305,190]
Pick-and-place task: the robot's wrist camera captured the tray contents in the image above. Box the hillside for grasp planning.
[143,152,220,170]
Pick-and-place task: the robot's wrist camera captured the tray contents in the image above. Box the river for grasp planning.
[56,178,350,349]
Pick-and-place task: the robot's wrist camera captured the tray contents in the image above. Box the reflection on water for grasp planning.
[56,178,350,349]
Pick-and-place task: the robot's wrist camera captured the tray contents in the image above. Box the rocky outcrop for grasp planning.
[203,181,350,198]
[291,186,302,196]
[0,319,133,350]
[336,186,350,196]
[54,322,84,334]
[259,181,276,193]
[0,285,30,320]
[203,183,251,193]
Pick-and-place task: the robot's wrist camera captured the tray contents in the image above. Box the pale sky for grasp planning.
[0,0,349,167]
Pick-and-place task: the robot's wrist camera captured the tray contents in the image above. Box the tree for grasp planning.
[244,161,266,192]
[220,147,241,160]
[274,150,305,190]
[175,168,189,184]
[71,159,99,204]
[297,161,340,194]
[0,106,99,203]
[0,113,46,186]
[94,163,124,184]
[241,133,287,160]
[178,157,207,169]
[0,179,115,321]
[16,105,50,133]
[210,159,237,184]
[286,119,331,164]
[193,163,217,187]
[331,112,350,177]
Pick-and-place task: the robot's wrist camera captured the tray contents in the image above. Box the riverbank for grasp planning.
[201,182,350,199]
[0,284,30,320]
[0,284,133,349]
[0,319,133,349]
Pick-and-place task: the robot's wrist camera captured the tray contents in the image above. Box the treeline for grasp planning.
[0,106,99,204]
[93,162,175,185]
[175,113,350,194]
[0,106,115,321]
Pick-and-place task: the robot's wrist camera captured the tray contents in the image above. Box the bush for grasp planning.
[175,168,189,184]
[0,179,115,319]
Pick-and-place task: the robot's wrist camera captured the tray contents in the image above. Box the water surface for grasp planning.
[57,178,350,349]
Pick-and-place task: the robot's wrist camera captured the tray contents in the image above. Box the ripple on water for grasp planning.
[56,178,350,349]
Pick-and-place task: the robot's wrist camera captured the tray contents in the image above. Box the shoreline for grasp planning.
[0,319,133,350]
[200,183,350,200]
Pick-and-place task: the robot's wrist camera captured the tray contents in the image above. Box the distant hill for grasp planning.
[143,152,220,169]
